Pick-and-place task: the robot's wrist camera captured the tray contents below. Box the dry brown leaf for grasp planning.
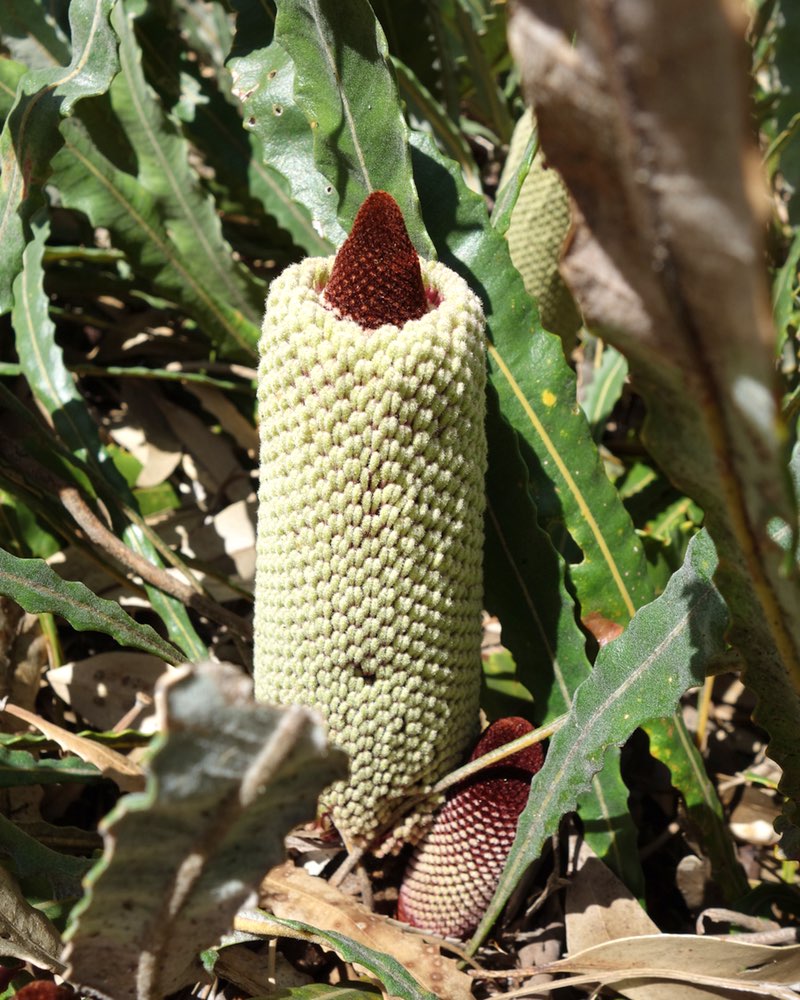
[109,384,183,489]
[729,785,782,846]
[0,599,48,715]
[544,934,800,1000]
[186,382,259,454]
[1,701,145,792]
[260,863,473,1000]
[507,0,800,847]
[0,866,65,972]
[47,653,168,731]
[151,499,256,600]
[156,395,250,504]
[565,840,658,955]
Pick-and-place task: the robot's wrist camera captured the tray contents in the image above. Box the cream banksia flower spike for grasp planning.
[500,108,581,345]
[254,191,487,848]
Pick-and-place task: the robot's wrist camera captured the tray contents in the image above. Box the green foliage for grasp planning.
[0,0,797,995]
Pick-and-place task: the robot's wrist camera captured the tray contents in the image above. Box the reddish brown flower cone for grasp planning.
[323,191,428,330]
[397,717,544,939]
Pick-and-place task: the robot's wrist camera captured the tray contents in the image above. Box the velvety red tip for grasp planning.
[396,717,545,938]
[323,191,428,330]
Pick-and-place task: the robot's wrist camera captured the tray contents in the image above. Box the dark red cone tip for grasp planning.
[323,191,428,330]
[460,716,544,814]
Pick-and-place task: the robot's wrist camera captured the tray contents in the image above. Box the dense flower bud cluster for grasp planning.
[501,109,581,344]
[254,196,487,846]
[397,717,544,938]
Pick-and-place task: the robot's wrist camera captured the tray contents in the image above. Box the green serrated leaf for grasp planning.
[0,0,119,313]
[230,37,346,248]
[63,662,348,1000]
[0,547,184,664]
[409,128,651,623]
[0,814,91,903]
[12,200,206,661]
[484,388,643,892]
[469,530,729,949]
[0,748,103,787]
[267,0,432,254]
[109,3,267,333]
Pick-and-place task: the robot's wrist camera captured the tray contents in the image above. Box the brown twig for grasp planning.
[0,442,252,641]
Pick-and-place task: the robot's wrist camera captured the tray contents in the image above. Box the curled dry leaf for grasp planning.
[546,934,800,1000]
[0,701,145,792]
[508,0,800,849]
[260,863,473,1000]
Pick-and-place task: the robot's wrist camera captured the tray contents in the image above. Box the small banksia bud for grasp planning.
[397,717,544,939]
[253,191,487,847]
[500,109,581,345]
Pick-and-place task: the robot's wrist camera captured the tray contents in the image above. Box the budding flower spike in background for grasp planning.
[397,716,545,939]
[253,190,488,848]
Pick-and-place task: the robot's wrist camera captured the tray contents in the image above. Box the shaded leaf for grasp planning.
[580,342,629,441]
[136,3,329,257]
[0,0,71,68]
[0,0,118,313]
[484,389,642,891]
[51,116,260,358]
[62,662,348,1000]
[0,747,104,787]
[392,57,480,192]
[0,58,27,123]
[239,909,439,1000]
[0,814,91,903]
[109,3,266,337]
[647,713,749,902]
[470,530,729,948]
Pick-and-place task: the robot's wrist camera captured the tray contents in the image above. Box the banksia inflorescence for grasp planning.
[254,191,487,847]
[500,109,581,345]
[397,717,544,939]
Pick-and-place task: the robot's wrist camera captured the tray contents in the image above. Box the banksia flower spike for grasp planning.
[500,109,581,345]
[254,191,487,847]
[397,716,544,939]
